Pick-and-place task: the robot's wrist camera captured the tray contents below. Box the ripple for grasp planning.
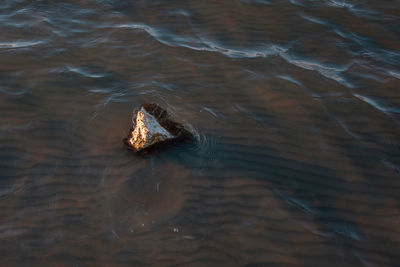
[240,0,272,5]
[354,93,400,115]
[0,40,44,49]
[0,87,27,96]
[389,71,400,80]
[49,65,106,78]
[201,106,223,118]
[299,14,326,25]
[112,19,353,87]
[171,126,218,171]
[334,30,400,67]
[111,22,288,59]
[279,53,353,87]
[326,0,355,9]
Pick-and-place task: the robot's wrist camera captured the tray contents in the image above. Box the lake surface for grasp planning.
[1,0,400,266]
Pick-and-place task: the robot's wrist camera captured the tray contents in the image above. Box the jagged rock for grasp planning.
[124,103,192,153]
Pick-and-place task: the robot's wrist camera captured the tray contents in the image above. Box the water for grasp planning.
[0,0,399,266]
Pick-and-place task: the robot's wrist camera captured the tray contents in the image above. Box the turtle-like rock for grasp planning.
[124,103,192,153]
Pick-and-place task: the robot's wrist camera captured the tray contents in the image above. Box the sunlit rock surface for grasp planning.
[125,103,192,153]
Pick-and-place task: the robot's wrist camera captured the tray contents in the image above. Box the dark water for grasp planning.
[1,0,400,266]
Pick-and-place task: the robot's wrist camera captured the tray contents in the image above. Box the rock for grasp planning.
[124,103,192,153]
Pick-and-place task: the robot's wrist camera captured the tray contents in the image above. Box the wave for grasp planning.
[0,40,43,49]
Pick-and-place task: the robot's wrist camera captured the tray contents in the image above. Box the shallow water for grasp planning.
[0,0,400,266]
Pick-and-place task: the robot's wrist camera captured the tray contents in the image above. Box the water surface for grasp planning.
[0,0,400,266]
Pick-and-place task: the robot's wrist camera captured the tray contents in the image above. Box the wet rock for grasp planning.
[124,103,192,153]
